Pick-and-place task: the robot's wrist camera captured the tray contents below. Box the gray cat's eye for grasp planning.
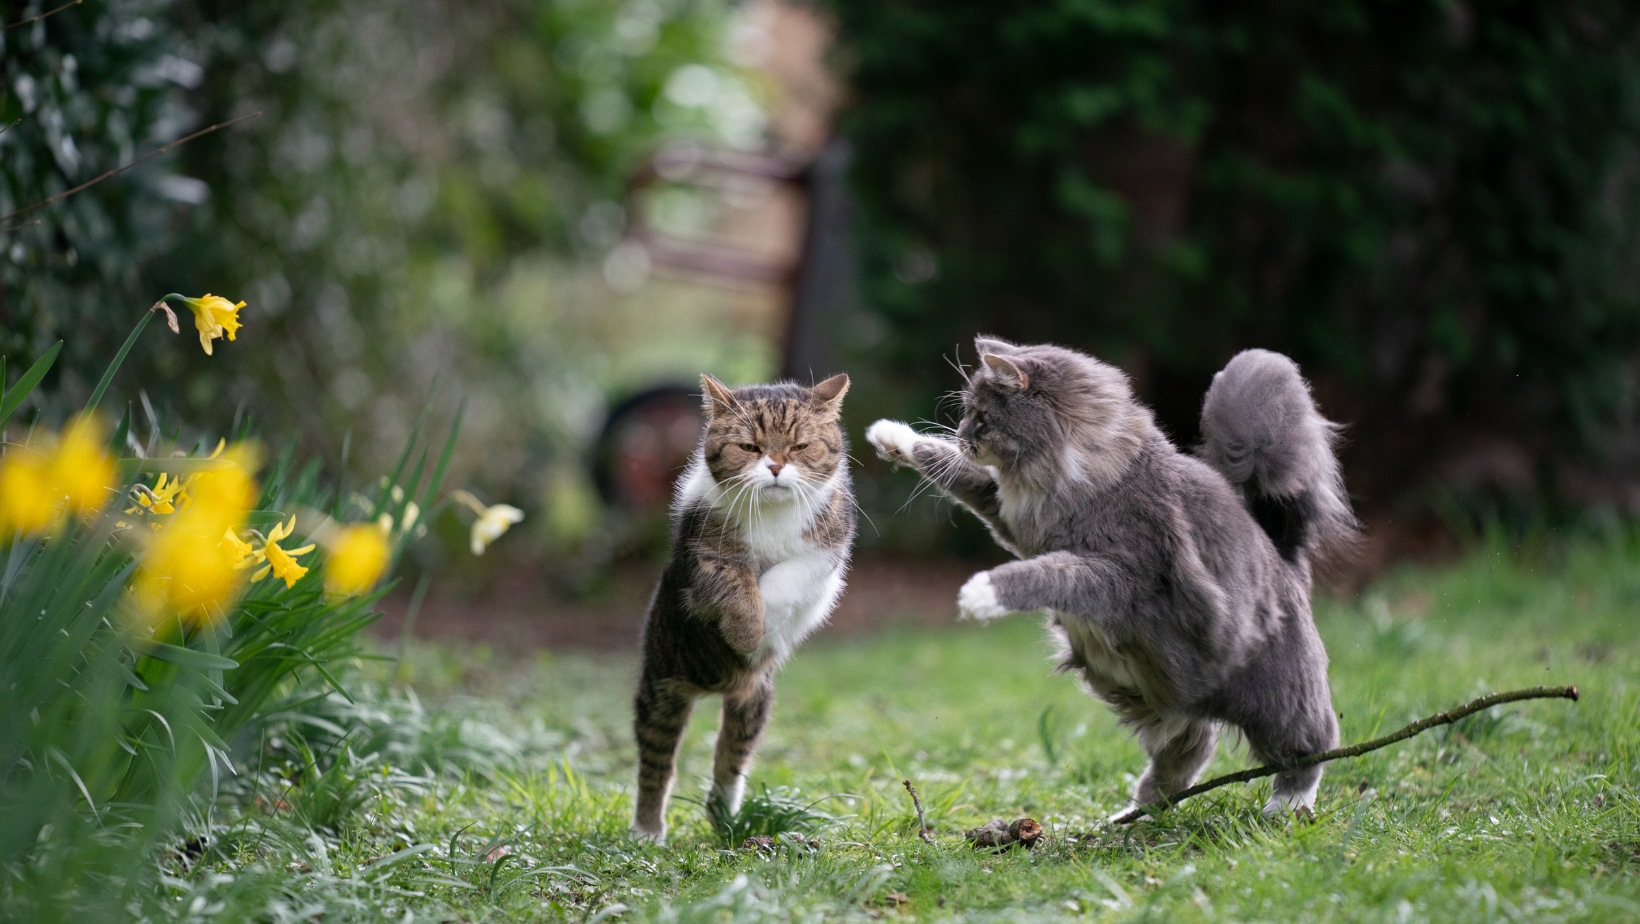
[740,443,761,453]
[791,443,809,451]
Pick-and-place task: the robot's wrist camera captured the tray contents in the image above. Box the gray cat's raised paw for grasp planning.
[866,419,920,464]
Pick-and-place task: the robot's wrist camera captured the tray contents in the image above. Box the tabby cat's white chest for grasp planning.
[676,459,850,665]
[743,500,818,570]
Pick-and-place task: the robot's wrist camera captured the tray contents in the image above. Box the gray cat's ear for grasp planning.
[810,373,850,408]
[974,335,1017,356]
[700,374,738,419]
[981,353,1029,390]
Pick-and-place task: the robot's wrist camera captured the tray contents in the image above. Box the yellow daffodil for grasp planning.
[471,504,523,555]
[222,527,255,564]
[323,523,391,594]
[0,449,56,536]
[189,444,262,515]
[179,293,245,356]
[133,522,245,624]
[246,516,315,588]
[129,440,260,627]
[53,415,117,518]
[452,489,524,556]
[130,472,187,515]
[0,416,117,537]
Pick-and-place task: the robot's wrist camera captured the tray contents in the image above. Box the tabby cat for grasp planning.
[632,373,855,842]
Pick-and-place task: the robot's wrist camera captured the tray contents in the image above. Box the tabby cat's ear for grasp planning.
[810,373,849,409]
[981,353,1029,390]
[700,374,738,419]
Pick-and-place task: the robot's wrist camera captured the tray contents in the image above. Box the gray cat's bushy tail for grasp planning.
[1198,349,1357,563]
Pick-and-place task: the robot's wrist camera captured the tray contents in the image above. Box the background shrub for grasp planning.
[830,0,1640,534]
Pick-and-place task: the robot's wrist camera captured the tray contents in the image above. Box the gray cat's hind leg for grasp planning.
[708,673,774,820]
[1117,717,1217,819]
[1263,764,1323,817]
[1242,699,1338,818]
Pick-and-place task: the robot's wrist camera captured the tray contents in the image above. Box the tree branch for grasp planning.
[5,0,81,31]
[0,111,262,226]
[1111,685,1579,825]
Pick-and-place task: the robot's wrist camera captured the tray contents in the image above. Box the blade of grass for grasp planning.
[375,376,438,517]
[0,340,62,428]
[109,403,132,454]
[418,398,466,515]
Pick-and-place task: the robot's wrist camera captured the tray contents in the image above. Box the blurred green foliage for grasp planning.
[3,0,761,571]
[0,325,460,919]
[1,0,185,392]
[831,0,1640,522]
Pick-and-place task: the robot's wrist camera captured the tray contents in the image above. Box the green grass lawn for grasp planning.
[180,539,1640,922]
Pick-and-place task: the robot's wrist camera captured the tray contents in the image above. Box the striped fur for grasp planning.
[632,374,855,842]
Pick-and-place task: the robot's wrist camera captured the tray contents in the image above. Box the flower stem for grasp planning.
[84,311,155,416]
[449,489,489,517]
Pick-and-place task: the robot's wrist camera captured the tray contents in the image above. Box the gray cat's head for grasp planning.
[955,336,1156,487]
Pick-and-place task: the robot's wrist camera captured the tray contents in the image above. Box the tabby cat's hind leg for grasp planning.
[633,674,696,843]
[709,673,774,821]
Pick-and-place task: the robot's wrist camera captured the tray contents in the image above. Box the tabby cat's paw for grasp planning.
[866,419,920,465]
[630,823,667,846]
[957,571,1009,622]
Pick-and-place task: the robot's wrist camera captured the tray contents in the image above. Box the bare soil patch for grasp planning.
[373,556,982,651]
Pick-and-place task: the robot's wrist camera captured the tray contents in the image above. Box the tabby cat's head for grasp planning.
[956,336,1155,486]
[700,373,850,500]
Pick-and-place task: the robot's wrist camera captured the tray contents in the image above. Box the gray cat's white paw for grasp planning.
[1261,779,1320,819]
[1106,804,1150,824]
[866,419,920,464]
[957,571,1009,622]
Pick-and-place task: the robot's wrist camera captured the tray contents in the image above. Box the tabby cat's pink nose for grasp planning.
[768,463,784,477]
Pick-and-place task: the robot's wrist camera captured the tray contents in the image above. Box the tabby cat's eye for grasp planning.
[791,443,809,452]
[740,443,761,453]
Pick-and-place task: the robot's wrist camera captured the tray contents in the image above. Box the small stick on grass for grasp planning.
[902,779,934,843]
[1112,684,1579,825]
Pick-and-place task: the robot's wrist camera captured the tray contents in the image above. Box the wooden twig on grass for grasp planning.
[1111,684,1580,825]
[902,779,934,843]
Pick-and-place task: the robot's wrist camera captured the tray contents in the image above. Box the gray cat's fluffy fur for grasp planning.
[867,338,1355,817]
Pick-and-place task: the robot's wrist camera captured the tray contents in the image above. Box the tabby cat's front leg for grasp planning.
[709,673,774,819]
[687,553,764,653]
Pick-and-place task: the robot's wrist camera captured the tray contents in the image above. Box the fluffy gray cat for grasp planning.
[867,338,1355,818]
